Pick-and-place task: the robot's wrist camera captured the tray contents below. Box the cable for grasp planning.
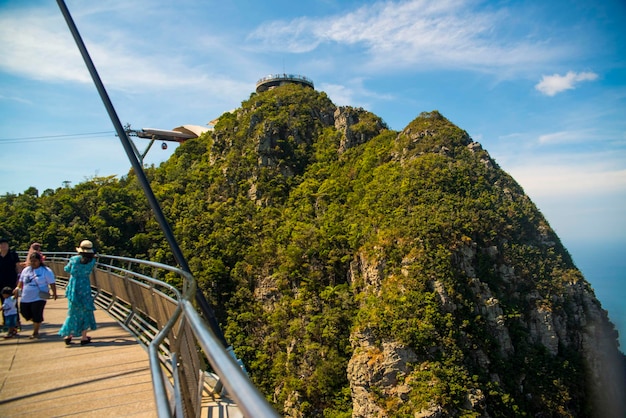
[0,131,115,144]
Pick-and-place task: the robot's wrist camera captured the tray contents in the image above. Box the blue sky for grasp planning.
[1,1,625,344]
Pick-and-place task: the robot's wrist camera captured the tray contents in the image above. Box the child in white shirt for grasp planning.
[2,287,18,338]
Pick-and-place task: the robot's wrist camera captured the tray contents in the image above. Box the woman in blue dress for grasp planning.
[59,240,97,345]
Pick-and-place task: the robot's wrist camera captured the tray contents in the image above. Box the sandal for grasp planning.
[29,333,39,339]
[80,337,92,345]
[64,336,72,345]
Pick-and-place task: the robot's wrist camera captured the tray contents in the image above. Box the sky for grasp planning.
[1,1,625,345]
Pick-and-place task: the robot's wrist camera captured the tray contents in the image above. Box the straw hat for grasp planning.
[76,240,94,253]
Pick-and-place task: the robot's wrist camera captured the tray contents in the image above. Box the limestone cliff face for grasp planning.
[334,106,387,154]
[347,243,624,417]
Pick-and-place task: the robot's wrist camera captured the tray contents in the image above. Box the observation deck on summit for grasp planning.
[255,73,314,93]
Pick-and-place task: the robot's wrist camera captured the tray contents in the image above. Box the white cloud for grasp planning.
[321,74,396,106]
[248,0,572,73]
[0,94,32,105]
[537,130,590,144]
[510,164,626,198]
[489,128,626,201]
[507,161,626,242]
[0,5,251,98]
[535,71,599,96]
[319,83,355,106]
[0,9,145,87]
[0,10,91,84]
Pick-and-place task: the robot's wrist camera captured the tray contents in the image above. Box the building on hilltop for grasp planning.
[255,73,314,93]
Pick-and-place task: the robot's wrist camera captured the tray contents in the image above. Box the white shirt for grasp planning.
[18,265,56,303]
[2,296,17,316]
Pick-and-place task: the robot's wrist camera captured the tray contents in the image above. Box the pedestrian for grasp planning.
[2,287,18,338]
[0,237,20,331]
[59,240,97,345]
[17,252,57,339]
[23,242,45,267]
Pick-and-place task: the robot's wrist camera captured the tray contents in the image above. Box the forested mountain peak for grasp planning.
[205,84,387,206]
[1,84,624,417]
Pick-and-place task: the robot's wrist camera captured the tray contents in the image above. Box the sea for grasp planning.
[566,239,626,352]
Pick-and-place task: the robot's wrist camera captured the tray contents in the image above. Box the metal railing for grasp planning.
[37,252,279,418]
[256,73,314,86]
[255,73,315,91]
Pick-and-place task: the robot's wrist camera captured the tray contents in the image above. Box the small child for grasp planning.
[2,287,18,338]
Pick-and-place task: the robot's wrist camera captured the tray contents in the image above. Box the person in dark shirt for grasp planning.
[0,238,20,291]
[0,238,20,329]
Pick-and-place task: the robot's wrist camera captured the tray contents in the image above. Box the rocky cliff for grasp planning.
[163,84,625,417]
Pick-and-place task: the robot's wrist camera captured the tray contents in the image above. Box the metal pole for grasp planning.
[56,0,228,347]
[140,138,157,164]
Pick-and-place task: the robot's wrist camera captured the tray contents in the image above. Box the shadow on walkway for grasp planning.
[0,288,156,417]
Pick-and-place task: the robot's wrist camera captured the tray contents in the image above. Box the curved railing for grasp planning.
[255,73,314,91]
[256,73,314,85]
[36,252,279,418]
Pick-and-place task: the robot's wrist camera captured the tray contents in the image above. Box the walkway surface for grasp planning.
[0,288,157,417]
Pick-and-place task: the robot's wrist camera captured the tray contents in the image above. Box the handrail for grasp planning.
[35,252,279,418]
[255,73,314,88]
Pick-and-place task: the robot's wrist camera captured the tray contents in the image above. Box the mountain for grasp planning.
[153,84,625,417]
[2,84,624,417]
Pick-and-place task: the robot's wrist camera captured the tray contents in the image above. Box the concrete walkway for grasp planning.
[0,289,156,417]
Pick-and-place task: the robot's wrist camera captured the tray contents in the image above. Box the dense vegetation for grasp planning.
[1,85,623,417]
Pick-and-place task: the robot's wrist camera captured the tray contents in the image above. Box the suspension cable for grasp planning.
[56,0,228,348]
